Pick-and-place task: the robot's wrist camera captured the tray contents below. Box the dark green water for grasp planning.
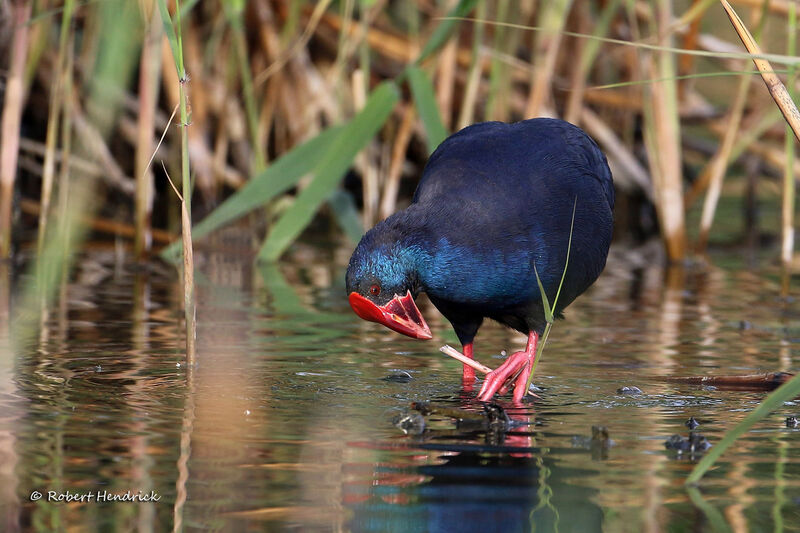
[2,241,800,532]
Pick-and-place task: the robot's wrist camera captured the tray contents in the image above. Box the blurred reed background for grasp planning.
[0,0,799,285]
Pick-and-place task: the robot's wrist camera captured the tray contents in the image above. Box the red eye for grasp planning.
[369,284,380,296]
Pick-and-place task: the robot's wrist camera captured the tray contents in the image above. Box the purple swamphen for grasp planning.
[346,118,614,402]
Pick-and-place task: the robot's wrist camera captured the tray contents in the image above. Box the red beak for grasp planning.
[348,290,432,340]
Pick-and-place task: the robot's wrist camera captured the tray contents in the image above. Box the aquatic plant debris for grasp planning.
[664,372,792,391]
[665,433,712,456]
[392,410,425,435]
[382,371,413,383]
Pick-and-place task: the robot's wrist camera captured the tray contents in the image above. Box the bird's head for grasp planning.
[346,228,432,340]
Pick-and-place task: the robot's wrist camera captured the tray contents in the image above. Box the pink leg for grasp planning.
[461,343,476,382]
[477,332,539,402]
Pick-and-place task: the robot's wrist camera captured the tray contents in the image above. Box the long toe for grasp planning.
[512,361,534,403]
[477,351,529,401]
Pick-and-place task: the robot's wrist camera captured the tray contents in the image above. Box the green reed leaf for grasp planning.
[258,81,399,262]
[527,199,577,392]
[407,65,448,153]
[156,0,181,75]
[159,126,346,262]
[687,372,800,484]
[328,189,364,243]
[552,199,577,311]
[533,262,553,324]
[415,0,478,64]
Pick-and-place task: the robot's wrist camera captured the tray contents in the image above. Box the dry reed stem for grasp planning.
[720,0,800,143]
[456,51,484,129]
[0,1,32,258]
[580,107,654,201]
[720,0,800,292]
[525,0,571,118]
[486,0,512,122]
[563,2,591,124]
[440,345,494,374]
[254,2,285,154]
[380,104,416,219]
[313,3,424,66]
[676,0,708,99]
[730,0,794,16]
[352,69,379,227]
[436,20,458,130]
[19,198,176,245]
[162,164,195,360]
[71,106,134,195]
[697,57,755,252]
[253,0,333,88]
[644,1,687,262]
[456,1,486,130]
[135,3,163,259]
[582,88,644,111]
[701,110,800,176]
[782,2,796,296]
[180,194,195,359]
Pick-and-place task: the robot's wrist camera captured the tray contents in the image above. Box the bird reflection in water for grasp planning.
[344,400,603,533]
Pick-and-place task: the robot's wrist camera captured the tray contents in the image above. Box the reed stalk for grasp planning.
[717,0,800,294]
[696,3,767,254]
[0,1,32,259]
[719,1,800,141]
[676,0,710,99]
[781,2,796,297]
[352,69,378,227]
[686,0,800,485]
[38,0,74,259]
[486,0,510,121]
[135,2,163,260]
[525,0,572,118]
[435,0,458,131]
[456,0,485,129]
[695,78,753,252]
[57,31,75,293]
[380,105,416,219]
[564,0,621,124]
[158,0,196,361]
[641,0,686,262]
[227,0,266,172]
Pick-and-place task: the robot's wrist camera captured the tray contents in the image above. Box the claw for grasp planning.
[477,351,531,402]
[476,331,540,403]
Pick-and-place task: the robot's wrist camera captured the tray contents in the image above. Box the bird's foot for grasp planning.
[477,351,532,403]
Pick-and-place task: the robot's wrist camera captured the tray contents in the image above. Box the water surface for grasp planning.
[2,241,800,532]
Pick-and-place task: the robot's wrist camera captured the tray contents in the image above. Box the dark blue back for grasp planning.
[410,118,614,333]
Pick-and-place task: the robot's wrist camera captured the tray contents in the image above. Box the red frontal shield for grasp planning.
[348,290,432,340]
